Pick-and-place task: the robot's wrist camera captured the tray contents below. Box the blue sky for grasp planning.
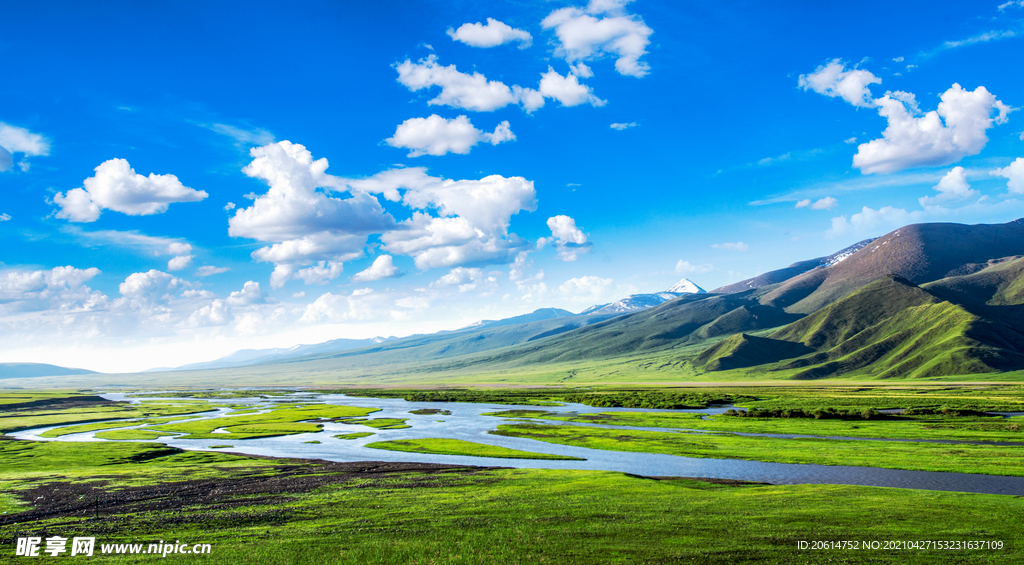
[2,0,1023,371]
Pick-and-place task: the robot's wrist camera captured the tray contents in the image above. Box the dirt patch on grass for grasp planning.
[0,458,497,533]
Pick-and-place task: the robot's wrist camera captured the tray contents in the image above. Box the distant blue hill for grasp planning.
[0,363,99,378]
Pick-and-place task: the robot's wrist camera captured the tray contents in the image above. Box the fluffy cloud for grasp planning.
[557,275,614,303]
[0,213,10,221]
[118,270,182,299]
[675,260,713,274]
[230,142,394,243]
[0,122,49,172]
[610,122,638,130]
[394,55,602,113]
[53,158,208,222]
[798,59,881,108]
[182,299,230,328]
[447,18,532,48]
[538,67,606,107]
[827,206,924,237]
[538,215,592,261]
[228,141,396,287]
[795,197,838,210]
[432,267,483,288]
[166,242,192,255]
[0,266,105,316]
[853,84,1013,174]
[711,242,748,252]
[351,168,536,270]
[226,281,267,306]
[230,141,540,286]
[294,261,344,285]
[919,166,979,207]
[386,115,515,157]
[167,255,193,271]
[352,255,400,282]
[395,55,519,112]
[300,288,399,323]
[541,0,654,77]
[990,158,1024,194]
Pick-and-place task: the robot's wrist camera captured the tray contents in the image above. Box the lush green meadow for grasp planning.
[2,387,1024,563]
[0,439,1021,564]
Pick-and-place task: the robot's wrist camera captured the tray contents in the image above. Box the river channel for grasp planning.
[12,392,1024,496]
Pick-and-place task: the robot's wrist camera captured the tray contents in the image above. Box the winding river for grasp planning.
[12,392,1024,496]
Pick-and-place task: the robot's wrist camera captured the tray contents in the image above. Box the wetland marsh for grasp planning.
[3,385,1023,563]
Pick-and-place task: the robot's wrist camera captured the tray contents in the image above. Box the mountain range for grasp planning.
[4,219,1023,384]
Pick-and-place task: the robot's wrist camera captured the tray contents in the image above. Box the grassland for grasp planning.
[484,409,1024,442]
[366,438,585,460]
[149,404,380,439]
[0,439,1021,564]
[5,387,1024,562]
[336,417,410,430]
[333,432,375,440]
[490,423,1024,476]
[0,395,227,435]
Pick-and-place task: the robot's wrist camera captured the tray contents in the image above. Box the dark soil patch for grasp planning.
[0,459,496,533]
[409,408,452,415]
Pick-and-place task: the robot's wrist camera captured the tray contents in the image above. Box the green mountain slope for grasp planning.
[694,333,812,371]
[754,277,1024,379]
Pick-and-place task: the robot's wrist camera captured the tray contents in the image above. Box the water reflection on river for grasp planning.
[12,392,1024,496]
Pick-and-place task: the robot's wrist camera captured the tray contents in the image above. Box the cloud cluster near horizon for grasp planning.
[800,60,1014,175]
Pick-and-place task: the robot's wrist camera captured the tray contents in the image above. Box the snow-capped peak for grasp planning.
[666,278,707,294]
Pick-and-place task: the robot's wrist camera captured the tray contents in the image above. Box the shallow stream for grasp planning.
[12,392,1024,496]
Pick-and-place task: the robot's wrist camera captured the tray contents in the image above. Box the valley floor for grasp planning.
[2,385,1022,563]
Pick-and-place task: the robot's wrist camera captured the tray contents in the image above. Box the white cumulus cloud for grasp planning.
[538,215,592,261]
[53,158,208,222]
[990,158,1024,194]
[351,168,536,270]
[294,261,344,285]
[226,281,267,306]
[828,206,924,237]
[541,0,654,77]
[394,55,603,114]
[167,255,193,271]
[395,55,519,112]
[919,166,979,207]
[447,18,532,49]
[352,255,400,282]
[610,122,638,130]
[798,59,881,108]
[118,270,181,299]
[386,115,515,157]
[0,122,50,172]
[538,67,606,107]
[228,141,395,287]
[854,84,1013,174]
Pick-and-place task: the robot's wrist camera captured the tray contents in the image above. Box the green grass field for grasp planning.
[490,422,1024,476]
[3,387,1024,563]
[0,440,1020,564]
[484,409,1024,442]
